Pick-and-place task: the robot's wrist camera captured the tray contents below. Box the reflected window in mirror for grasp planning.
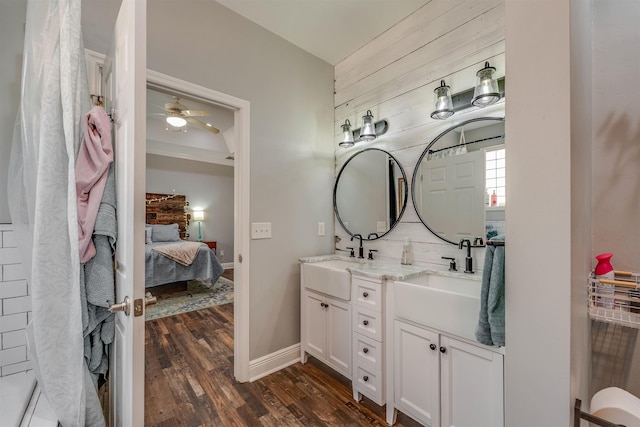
[412,117,505,245]
[334,148,408,240]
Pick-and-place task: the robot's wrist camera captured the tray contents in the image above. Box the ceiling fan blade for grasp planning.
[186,117,220,134]
[182,109,209,117]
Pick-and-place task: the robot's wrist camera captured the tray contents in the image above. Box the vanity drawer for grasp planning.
[353,362,383,405]
[352,277,382,311]
[353,332,382,370]
[353,306,382,341]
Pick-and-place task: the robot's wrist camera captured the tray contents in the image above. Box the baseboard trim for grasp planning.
[248,343,300,382]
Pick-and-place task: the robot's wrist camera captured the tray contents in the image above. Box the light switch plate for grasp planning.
[251,222,272,239]
[318,222,325,236]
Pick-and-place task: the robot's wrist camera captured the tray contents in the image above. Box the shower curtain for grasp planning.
[8,0,105,425]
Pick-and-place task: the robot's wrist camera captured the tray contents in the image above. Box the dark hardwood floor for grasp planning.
[145,301,420,426]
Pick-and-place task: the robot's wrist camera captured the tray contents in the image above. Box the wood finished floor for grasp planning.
[145,302,421,427]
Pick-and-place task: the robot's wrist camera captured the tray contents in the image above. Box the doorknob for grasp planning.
[145,292,157,306]
[109,296,130,316]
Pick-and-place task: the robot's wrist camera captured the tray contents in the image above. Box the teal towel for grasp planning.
[475,236,505,346]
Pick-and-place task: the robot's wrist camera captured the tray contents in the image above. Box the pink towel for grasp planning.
[76,106,113,263]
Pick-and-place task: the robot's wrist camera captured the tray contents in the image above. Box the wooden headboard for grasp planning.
[145,193,190,239]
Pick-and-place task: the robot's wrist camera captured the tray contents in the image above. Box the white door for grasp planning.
[102,0,147,425]
[440,336,504,427]
[394,321,440,426]
[326,297,351,376]
[303,291,328,359]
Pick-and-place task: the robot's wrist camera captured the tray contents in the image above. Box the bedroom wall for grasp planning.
[83,0,335,360]
[146,154,234,263]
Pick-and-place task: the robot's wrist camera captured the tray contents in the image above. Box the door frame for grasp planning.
[146,69,251,382]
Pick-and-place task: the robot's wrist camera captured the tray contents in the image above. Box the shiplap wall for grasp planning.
[0,224,31,377]
[334,0,505,272]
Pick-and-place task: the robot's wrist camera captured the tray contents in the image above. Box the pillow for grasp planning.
[145,226,153,244]
[151,223,181,242]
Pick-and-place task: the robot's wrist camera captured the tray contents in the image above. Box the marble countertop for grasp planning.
[299,254,482,282]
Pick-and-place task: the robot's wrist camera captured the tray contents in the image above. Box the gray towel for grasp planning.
[475,236,505,346]
[81,162,116,377]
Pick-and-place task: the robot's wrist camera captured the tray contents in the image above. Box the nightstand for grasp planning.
[203,241,217,255]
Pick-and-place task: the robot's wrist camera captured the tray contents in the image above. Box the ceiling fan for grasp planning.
[160,97,220,134]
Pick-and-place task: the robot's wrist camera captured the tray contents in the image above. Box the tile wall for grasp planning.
[0,224,31,376]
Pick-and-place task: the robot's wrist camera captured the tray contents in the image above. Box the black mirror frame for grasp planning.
[411,116,505,245]
[334,148,408,241]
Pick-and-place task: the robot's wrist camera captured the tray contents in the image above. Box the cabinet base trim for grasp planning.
[249,343,301,382]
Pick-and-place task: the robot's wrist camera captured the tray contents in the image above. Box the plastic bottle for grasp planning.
[490,190,498,207]
[595,253,615,309]
[401,237,412,265]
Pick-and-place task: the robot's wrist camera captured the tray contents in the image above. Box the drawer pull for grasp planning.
[363,347,369,354]
[440,346,447,354]
[363,376,369,382]
[430,344,437,351]
[363,320,369,326]
[362,292,369,298]
[320,302,328,308]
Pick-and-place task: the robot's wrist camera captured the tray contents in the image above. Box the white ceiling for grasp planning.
[215,0,430,65]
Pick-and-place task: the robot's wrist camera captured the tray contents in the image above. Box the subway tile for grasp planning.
[0,247,21,265]
[1,330,27,349]
[2,230,17,248]
[2,264,26,282]
[1,360,31,376]
[0,280,28,299]
[3,296,32,316]
[0,313,28,333]
[0,345,26,366]
[27,312,31,324]
[0,224,13,232]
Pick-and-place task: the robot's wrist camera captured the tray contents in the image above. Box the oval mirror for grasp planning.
[334,148,408,240]
[412,117,505,245]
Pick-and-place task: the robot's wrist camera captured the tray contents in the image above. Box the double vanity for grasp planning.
[299,256,505,427]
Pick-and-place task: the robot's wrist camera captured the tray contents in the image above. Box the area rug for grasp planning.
[145,277,234,320]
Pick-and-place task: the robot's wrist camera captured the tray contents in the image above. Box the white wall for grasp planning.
[146,154,234,261]
[590,0,640,398]
[0,0,27,223]
[334,0,506,271]
[83,0,335,360]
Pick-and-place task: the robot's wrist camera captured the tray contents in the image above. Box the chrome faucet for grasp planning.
[458,239,474,273]
[351,234,364,259]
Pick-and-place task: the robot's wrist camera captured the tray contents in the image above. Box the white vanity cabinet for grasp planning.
[391,320,504,427]
[301,289,352,378]
[351,275,386,405]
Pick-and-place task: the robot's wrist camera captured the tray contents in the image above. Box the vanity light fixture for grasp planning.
[339,119,355,148]
[359,110,377,142]
[430,80,454,120]
[471,61,501,107]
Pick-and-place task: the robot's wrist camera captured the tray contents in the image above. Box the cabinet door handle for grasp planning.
[362,292,369,298]
[363,376,369,382]
[440,346,446,354]
[320,302,328,308]
[430,344,437,351]
[363,320,369,326]
[363,347,369,354]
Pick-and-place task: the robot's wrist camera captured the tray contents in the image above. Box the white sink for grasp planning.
[393,273,481,341]
[301,259,356,300]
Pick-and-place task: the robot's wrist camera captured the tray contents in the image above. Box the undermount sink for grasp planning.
[393,273,481,341]
[301,259,356,300]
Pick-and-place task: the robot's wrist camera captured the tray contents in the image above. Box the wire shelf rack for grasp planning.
[588,271,640,329]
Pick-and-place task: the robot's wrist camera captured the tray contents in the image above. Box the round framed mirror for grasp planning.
[334,148,408,240]
[412,117,505,245]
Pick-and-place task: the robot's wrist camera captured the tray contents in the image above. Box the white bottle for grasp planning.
[401,237,412,265]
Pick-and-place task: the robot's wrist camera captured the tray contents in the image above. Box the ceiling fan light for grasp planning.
[359,110,377,142]
[166,115,187,127]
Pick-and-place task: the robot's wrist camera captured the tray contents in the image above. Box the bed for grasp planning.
[144,193,223,288]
